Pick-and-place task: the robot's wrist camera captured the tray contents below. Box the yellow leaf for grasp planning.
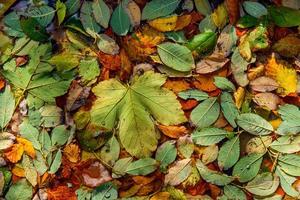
[12,165,25,177]
[5,143,24,163]
[63,143,80,163]
[16,137,36,158]
[148,15,178,32]
[234,87,245,109]
[212,4,228,28]
[265,55,297,96]
[174,14,192,31]
[150,192,170,200]
[269,118,282,130]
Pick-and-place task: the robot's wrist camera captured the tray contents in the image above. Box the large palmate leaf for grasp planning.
[196,160,234,186]
[1,47,72,103]
[142,0,180,20]
[0,86,15,129]
[90,71,186,157]
[236,113,273,135]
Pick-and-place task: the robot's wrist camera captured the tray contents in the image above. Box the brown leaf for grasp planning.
[47,185,77,200]
[157,124,188,139]
[196,54,229,74]
[273,35,300,57]
[82,161,112,187]
[150,192,170,200]
[250,76,279,92]
[225,0,240,24]
[253,92,281,110]
[63,143,80,163]
[248,64,265,81]
[174,14,192,31]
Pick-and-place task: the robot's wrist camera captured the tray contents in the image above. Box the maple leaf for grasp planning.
[89,71,187,157]
[265,55,297,96]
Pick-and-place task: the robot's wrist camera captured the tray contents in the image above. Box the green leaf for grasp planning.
[155,141,177,172]
[237,15,259,28]
[26,5,55,26]
[165,31,187,44]
[5,179,32,200]
[126,158,157,175]
[20,120,41,150]
[2,50,72,103]
[221,92,239,128]
[33,151,48,175]
[51,125,70,146]
[90,71,186,157]
[186,31,217,55]
[277,104,300,135]
[243,1,268,18]
[49,149,62,174]
[56,0,67,25]
[214,77,236,92]
[76,187,92,200]
[20,17,49,42]
[0,86,15,129]
[218,136,240,170]
[198,15,217,32]
[232,153,264,183]
[66,0,81,16]
[48,52,81,71]
[270,135,300,153]
[39,105,62,128]
[22,155,37,187]
[278,154,300,176]
[196,159,234,186]
[157,42,195,72]
[177,136,194,159]
[190,97,220,128]
[3,11,25,37]
[178,89,209,101]
[142,0,180,20]
[236,113,273,135]
[100,136,120,166]
[92,182,118,200]
[165,159,192,186]
[275,167,299,198]
[110,1,131,36]
[93,0,111,28]
[245,172,279,196]
[192,127,228,146]
[269,6,300,27]
[224,185,246,200]
[80,1,101,36]
[194,0,211,16]
[112,157,133,178]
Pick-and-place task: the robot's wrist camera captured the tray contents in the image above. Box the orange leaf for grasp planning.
[12,166,25,177]
[225,0,240,24]
[208,183,221,199]
[157,124,188,138]
[63,143,80,163]
[16,137,35,158]
[174,14,192,31]
[47,185,77,200]
[0,77,5,91]
[163,79,190,94]
[132,176,155,185]
[180,99,198,110]
[5,143,24,163]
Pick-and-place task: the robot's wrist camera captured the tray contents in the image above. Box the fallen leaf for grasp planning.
[157,124,188,139]
[250,76,279,92]
[16,138,35,159]
[47,185,77,200]
[225,0,240,24]
[150,192,170,200]
[248,64,265,81]
[273,35,300,57]
[12,166,25,177]
[148,15,178,32]
[196,54,229,74]
[125,0,141,27]
[63,144,80,163]
[4,143,24,163]
[174,14,192,31]
[163,79,191,94]
[265,55,297,96]
[234,87,245,109]
[253,92,281,110]
[82,161,112,187]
